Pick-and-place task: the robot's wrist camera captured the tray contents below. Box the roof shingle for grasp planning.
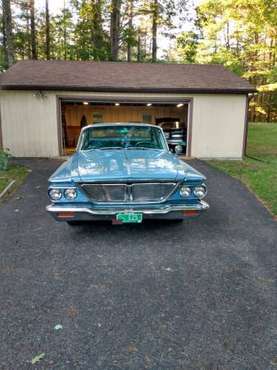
[0,60,255,93]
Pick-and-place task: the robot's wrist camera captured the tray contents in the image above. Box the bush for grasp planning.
[0,149,11,171]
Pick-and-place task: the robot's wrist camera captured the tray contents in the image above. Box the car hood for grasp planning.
[49,149,205,183]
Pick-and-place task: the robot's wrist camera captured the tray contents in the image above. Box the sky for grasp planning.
[34,0,199,58]
[35,0,201,13]
[35,0,66,14]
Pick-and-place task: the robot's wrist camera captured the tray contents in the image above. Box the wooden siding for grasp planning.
[64,104,188,148]
[0,91,59,157]
[191,94,246,158]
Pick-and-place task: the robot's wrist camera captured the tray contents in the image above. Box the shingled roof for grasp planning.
[0,60,255,94]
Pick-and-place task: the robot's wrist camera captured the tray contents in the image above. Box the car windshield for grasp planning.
[80,125,167,151]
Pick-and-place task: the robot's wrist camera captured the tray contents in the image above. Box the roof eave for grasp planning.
[0,84,256,94]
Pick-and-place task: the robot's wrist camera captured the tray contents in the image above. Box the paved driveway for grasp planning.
[0,159,276,370]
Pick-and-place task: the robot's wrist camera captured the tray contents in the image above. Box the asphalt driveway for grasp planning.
[0,159,276,370]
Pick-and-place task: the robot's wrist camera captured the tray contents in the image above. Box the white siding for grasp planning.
[0,91,59,157]
[0,90,247,158]
[191,94,246,159]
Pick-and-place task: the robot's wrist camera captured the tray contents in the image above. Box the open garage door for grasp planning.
[59,98,190,156]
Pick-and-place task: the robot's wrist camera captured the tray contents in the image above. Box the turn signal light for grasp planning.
[183,210,199,217]
[57,211,75,219]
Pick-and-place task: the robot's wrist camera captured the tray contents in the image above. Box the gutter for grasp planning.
[0,85,256,95]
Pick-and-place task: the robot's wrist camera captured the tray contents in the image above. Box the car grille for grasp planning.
[81,182,177,203]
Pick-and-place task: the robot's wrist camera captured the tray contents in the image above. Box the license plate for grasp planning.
[116,212,143,223]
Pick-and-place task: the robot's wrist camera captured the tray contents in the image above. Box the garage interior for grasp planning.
[60,99,189,156]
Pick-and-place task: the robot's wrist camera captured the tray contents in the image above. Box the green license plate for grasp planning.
[116,213,143,223]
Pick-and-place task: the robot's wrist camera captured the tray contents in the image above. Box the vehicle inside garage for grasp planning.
[60,99,189,156]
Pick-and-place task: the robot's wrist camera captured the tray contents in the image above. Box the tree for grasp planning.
[194,0,277,122]
[45,0,50,59]
[138,0,176,62]
[151,0,158,62]
[73,0,109,60]
[110,0,121,61]
[176,31,198,63]
[29,0,37,59]
[2,0,14,67]
[125,0,135,61]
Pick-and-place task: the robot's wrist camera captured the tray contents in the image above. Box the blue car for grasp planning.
[46,123,209,225]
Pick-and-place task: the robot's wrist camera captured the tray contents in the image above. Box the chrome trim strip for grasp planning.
[46,201,209,215]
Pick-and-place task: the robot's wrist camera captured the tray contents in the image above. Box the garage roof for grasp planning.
[0,60,255,94]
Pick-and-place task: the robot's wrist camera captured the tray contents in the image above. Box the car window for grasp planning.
[80,126,167,151]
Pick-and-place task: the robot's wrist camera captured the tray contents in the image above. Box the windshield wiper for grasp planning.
[126,146,160,150]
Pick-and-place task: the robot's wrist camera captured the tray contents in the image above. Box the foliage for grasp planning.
[0,164,29,197]
[176,31,198,63]
[191,0,277,122]
[209,122,277,216]
[0,149,11,171]
[1,0,188,65]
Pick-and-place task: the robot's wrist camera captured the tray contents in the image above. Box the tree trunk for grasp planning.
[2,0,14,67]
[110,0,121,61]
[127,0,133,62]
[2,8,7,61]
[226,21,230,49]
[63,0,67,60]
[91,0,102,54]
[137,32,141,62]
[151,0,158,62]
[27,14,31,58]
[45,0,50,59]
[29,0,37,59]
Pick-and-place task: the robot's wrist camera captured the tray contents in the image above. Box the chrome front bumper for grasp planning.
[46,201,209,222]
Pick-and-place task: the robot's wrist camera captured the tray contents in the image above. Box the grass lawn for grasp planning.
[0,164,29,199]
[209,122,277,216]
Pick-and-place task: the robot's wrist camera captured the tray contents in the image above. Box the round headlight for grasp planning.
[180,186,191,197]
[49,188,62,201]
[193,186,207,199]
[64,188,77,200]
[175,144,183,155]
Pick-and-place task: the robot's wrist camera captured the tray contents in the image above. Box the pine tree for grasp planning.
[2,0,14,67]
[29,0,37,59]
[110,0,121,61]
[45,0,50,59]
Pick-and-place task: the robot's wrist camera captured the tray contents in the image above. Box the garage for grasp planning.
[0,60,254,158]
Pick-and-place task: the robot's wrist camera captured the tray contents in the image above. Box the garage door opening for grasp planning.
[59,99,190,156]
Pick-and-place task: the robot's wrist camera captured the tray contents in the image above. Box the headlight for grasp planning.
[193,186,207,199]
[64,188,77,200]
[180,186,191,197]
[175,144,183,154]
[49,188,62,201]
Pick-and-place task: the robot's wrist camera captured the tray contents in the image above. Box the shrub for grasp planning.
[0,149,11,171]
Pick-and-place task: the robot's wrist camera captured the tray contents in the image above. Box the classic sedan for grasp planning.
[46,123,209,225]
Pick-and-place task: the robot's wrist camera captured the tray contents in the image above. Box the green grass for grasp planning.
[0,164,29,199]
[209,122,277,216]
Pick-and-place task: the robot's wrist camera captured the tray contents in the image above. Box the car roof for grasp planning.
[81,122,162,132]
